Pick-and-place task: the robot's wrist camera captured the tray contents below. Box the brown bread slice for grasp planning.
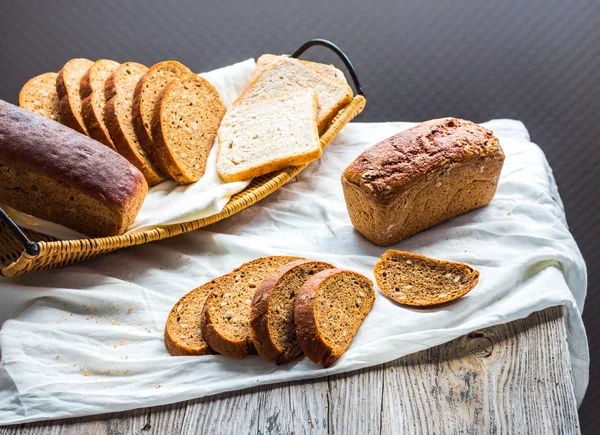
[164,279,223,356]
[295,268,375,368]
[104,62,165,186]
[56,58,94,134]
[374,250,480,306]
[18,72,62,122]
[250,260,334,364]
[253,54,347,84]
[132,61,192,162]
[80,59,120,150]
[200,256,303,359]
[151,73,226,184]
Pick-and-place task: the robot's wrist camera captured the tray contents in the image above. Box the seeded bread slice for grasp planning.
[295,268,375,368]
[132,61,192,163]
[151,74,226,184]
[80,59,120,150]
[104,62,165,186]
[234,56,352,134]
[200,256,303,359]
[18,72,62,122]
[56,58,94,134]
[250,260,334,364]
[374,250,480,306]
[217,90,321,182]
[253,54,347,84]
[164,278,223,356]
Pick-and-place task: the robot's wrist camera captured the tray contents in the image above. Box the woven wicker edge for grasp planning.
[0,95,366,277]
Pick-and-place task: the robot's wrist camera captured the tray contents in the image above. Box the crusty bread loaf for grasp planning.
[0,99,147,237]
[80,59,120,150]
[295,268,375,368]
[18,72,62,123]
[56,58,94,134]
[200,256,303,359]
[234,56,352,134]
[151,73,226,184]
[253,54,347,84]
[104,62,165,186]
[341,118,505,246]
[132,61,192,163]
[374,250,480,306]
[164,279,222,356]
[250,260,334,364]
[217,90,321,182]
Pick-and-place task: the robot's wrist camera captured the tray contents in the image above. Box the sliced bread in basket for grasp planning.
[200,256,303,359]
[56,58,94,134]
[19,72,62,123]
[295,268,375,368]
[217,89,321,182]
[234,56,352,133]
[104,62,165,186]
[374,250,480,306]
[151,73,226,184]
[80,59,120,150]
[250,259,334,364]
[253,54,347,84]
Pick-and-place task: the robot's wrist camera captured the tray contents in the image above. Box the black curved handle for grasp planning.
[0,206,39,256]
[291,38,364,96]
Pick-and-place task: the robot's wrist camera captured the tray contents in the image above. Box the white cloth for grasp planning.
[3,59,257,240]
[0,118,588,425]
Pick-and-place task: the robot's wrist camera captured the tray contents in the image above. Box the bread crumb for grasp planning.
[507,212,511,216]
[127,306,134,313]
[56,355,60,358]
[156,385,161,389]
[83,372,93,377]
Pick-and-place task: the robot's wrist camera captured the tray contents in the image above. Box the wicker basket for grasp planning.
[0,93,366,277]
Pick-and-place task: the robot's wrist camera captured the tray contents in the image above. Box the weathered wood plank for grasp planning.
[380,306,580,435]
[0,307,579,435]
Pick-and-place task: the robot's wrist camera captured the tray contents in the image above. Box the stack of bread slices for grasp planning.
[19,54,354,187]
[19,59,226,186]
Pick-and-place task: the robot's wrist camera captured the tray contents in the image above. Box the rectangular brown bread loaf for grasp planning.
[0,99,148,237]
[341,118,505,246]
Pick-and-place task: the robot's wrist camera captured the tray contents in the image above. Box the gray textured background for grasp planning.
[0,0,598,431]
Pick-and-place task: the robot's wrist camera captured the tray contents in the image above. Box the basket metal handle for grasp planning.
[291,38,364,96]
[0,207,39,256]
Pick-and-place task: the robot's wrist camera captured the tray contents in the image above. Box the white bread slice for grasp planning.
[234,57,352,134]
[253,54,347,84]
[217,90,321,182]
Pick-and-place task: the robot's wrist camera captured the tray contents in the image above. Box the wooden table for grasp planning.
[0,306,580,434]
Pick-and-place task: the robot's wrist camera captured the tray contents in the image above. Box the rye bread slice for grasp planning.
[217,90,321,182]
[18,72,62,122]
[104,62,165,186]
[374,250,480,307]
[295,268,375,368]
[151,73,226,184]
[80,59,120,150]
[253,54,347,84]
[132,61,192,163]
[200,256,303,359]
[250,259,334,364]
[164,278,223,356]
[56,58,94,134]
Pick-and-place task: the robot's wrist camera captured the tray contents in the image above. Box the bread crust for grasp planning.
[80,59,120,150]
[341,117,505,246]
[56,58,93,134]
[104,63,165,186]
[250,259,334,363]
[0,99,147,237]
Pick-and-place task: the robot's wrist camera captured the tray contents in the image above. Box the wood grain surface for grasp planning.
[0,306,579,435]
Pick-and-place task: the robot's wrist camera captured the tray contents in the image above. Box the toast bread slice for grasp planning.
[18,72,62,123]
[56,58,94,134]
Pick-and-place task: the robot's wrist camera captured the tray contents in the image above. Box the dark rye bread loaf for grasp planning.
[132,61,191,165]
[374,250,480,306]
[18,72,62,123]
[201,256,303,359]
[152,74,226,184]
[250,260,334,364]
[104,62,165,186]
[341,118,505,246]
[295,268,375,368]
[0,100,147,237]
[56,58,94,134]
[80,59,120,150]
